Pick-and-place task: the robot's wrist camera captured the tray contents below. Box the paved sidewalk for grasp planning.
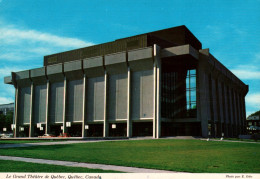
[200,138,260,144]
[0,140,121,149]
[0,155,179,173]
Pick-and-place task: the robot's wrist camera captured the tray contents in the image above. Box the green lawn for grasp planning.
[0,160,118,173]
[0,139,259,173]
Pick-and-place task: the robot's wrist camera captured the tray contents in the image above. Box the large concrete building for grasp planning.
[4,25,248,138]
[0,103,14,115]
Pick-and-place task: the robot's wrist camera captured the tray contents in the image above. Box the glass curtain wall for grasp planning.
[162,69,196,119]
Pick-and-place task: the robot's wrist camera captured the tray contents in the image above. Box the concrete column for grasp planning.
[235,91,240,134]
[233,90,238,135]
[220,81,227,136]
[62,76,67,133]
[242,95,247,134]
[197,72,208,137]
[240,93,243,133]
[223,84,229,136]
[211,78,218,137]
[197,49,211,138]
[229,87,234,136]
[127,67,132,137]
[154,44,161,139]
[82,74,87,137]
[45,80,50,134]
[103,70,108,137]
[29,82,34,138]
[153,48,157,139]
[14,87,19,137]
[218,80,224,135]
[240,93,246,134]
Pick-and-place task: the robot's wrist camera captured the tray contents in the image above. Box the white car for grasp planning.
[1,133,13,138]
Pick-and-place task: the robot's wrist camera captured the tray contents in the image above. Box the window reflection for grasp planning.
[162,69,196,118]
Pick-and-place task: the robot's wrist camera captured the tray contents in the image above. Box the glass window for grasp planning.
[161,68,197,118]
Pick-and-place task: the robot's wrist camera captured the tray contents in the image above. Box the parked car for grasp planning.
[38,134,56,138]
[58,133,71,137]
[1,133,13,138]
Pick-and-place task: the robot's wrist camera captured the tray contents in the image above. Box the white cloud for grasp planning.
[246,93,260,109]
[0,27,93,48]
[0,22,95,106]
[0,66,29,77]
[230,65,260,80]
[231,70,260,80]
[0,23,94,62]
[0,97,13,105]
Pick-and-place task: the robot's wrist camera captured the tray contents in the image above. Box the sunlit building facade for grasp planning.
[4,25,248,138]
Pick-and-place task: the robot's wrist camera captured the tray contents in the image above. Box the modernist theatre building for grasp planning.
[4,25,248,138]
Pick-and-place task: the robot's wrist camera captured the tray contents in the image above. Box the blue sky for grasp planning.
[0,0,259,116]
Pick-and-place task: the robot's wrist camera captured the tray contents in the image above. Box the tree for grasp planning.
[248,110,260,118]
[0,111,13,132]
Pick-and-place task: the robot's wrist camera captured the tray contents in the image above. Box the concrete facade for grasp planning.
[4,25,248,138]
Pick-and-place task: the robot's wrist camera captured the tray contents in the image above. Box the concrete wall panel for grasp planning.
[34,84,47,123]
[142,70,154,118]
[83,57,104,77]
[105,52,127,75]
[47,64,64,82]
[4,76,12,84]
[128,47,153,71]
[67,79,83,122]
[19,87,31,124]
[49,82,64,123]
[31,68,47,85]
[131,70,154,120]
[108,73,128,120]
[16,70,31,87]
[64,60,83,80]
[87,76,105,122]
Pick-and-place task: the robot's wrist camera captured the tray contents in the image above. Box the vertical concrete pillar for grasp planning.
[239,93,243,134]
[103,70,108,137]
[202,74,210,138]
[237,92,241,134]
[82,74,87,137]
[62,76,67,134]
[238,94,242,134]
[154,44,161,139]
[233,89,238,136]
[29,82,34,138]
[221,82,227,137]
[127,67,132,137]
[240,93,246,134]
[211,78,218,137]
[198,49,211,138]
[218,80,224,135]
[229,87,234,136]
[242,95,247,134]
[223,84,229,136]
[14,87,19,137]
[45,80,50,134]
[153,62,157,138]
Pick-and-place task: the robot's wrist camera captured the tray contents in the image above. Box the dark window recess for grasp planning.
[161,69,197,119]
